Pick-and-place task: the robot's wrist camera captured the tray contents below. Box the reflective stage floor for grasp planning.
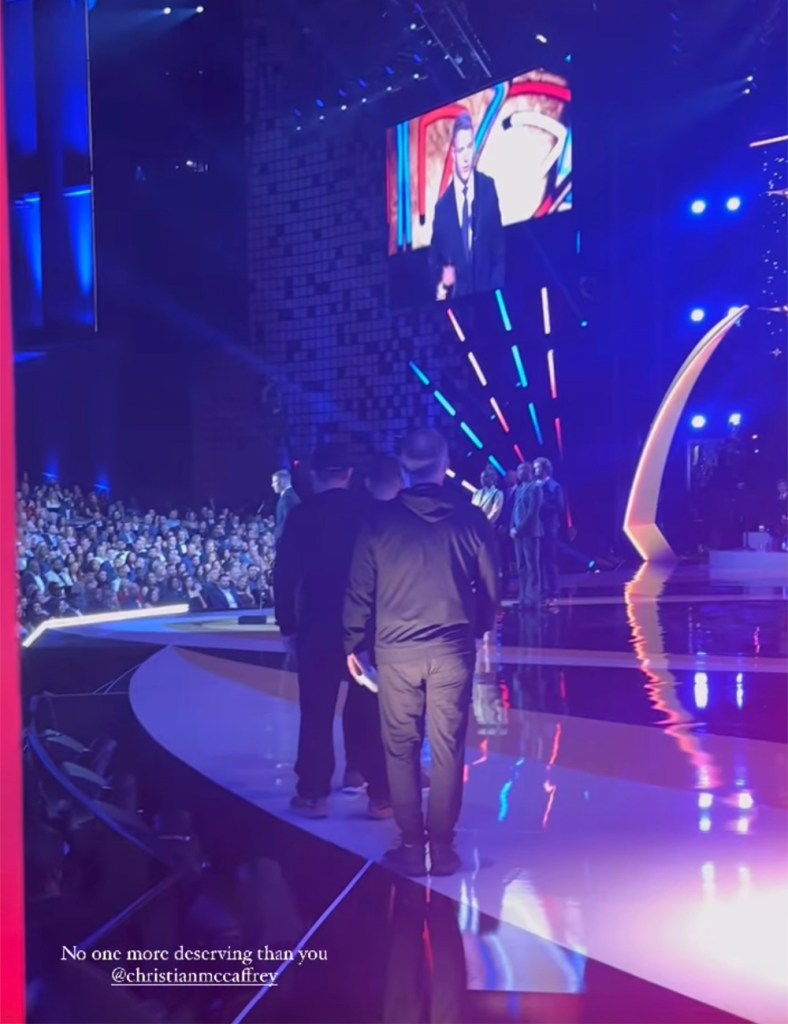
[24,565,788,1023]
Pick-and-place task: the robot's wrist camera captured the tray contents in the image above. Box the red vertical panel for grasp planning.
[0,9,26,1023]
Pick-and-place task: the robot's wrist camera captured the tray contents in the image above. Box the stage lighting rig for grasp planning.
[394,0,491,81]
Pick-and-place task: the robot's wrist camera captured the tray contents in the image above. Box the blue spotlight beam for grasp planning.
[495,289,512,332]
[511,345,528,387]
[528,403,544,445]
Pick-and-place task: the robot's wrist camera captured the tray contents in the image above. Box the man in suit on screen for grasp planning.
[430,112,505,301]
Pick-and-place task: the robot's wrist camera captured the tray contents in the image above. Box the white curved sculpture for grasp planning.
[623,306,748,562]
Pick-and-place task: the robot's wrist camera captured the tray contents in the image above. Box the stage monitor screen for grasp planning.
[386,69,572,304]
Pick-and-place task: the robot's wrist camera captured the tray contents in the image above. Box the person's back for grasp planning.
[346,485,497,664]
[277,488,363,650]
[344,428,499,878]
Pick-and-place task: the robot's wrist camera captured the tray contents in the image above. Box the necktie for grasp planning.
[461,185,470,258]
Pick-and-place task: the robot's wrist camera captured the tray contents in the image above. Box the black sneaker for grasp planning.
[430,843,461,876]
[382,843,427,877]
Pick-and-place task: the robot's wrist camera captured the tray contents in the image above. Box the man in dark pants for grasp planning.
[274,443,390,820]
[533,457,565,608]
[342,453,407,793]
[510,461,541,608]
[345,429,499,876]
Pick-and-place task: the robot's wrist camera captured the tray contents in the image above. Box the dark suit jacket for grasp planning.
[274,487,300,546]
[429,170,505,298]
[511,482,543,539]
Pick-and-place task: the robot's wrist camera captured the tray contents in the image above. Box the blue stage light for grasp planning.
[196,5,204,11]
[725,196,742,212]
[433,390,456,417]
[460,422,484,450]
[316,99,325,108]
[690,308,706,323]
[163,5,172,12]
[728,412,742,427]
[409,361,430,387]
[690,414,707,429]
[690,199,706,215]
[495,289,512,331]
[535,33,548,43]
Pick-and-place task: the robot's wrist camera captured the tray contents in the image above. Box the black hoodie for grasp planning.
[344,484,499,665]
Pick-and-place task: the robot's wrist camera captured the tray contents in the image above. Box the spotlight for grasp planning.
[690,414,707,429]
[340,104,347,110]
[728,412,742,427]
[690,307,706,323]
[535,33,548,43]
[196,4,204,11]
[746,75,754,83]
[163,5,172,12]
[743,87,752,95]
[690,198,707,215]
[725,196,742,212]
[361,97,367,104]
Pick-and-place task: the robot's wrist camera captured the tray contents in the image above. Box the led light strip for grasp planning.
[528,403,544,445]
[495,289,512,331]
[446,308,465,342]
[511,345,528,388]
[22,604,191,649]
[467,351,487,387]
[547,349,557,399]
[490,397,510,433]
[541,286,551,336]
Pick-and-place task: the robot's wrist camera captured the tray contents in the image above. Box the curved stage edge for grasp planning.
[128,635,788,1024]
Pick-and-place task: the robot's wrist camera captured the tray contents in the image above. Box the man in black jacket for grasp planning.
[430,112,505,301]
[275,444,390,819]
[345,429,499,876]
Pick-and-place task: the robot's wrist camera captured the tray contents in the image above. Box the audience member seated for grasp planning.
[16,475,277,637]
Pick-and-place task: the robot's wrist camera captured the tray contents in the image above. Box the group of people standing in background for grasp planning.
[472,458,565,610]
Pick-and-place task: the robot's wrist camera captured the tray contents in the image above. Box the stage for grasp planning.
[24,565,788,1024]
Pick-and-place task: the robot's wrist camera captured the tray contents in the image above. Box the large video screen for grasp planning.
[386,69,572,303]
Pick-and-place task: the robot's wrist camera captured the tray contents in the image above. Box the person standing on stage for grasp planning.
[510,461,541,608]
[366,454,406,504]
[533,457,565,609]
[274,444,390,820]
[271,470,300,548]
[342,453,406,794]
[472,465,504,525]
[344,429,499,877]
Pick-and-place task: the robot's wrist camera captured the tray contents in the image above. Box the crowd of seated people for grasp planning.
[16,475,277,638]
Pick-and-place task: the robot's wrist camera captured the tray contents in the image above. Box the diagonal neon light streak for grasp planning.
[408,361,430,386]
[495,289,512,331]
[447,307,465,342]
[467,351,487,386]
[528,403,544,445]
[547,349,557,399]
[434,390,456,416]
[512,345,528,387]
[460,421,484,449]
[541,286,551,335]
[490,397,510,433]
